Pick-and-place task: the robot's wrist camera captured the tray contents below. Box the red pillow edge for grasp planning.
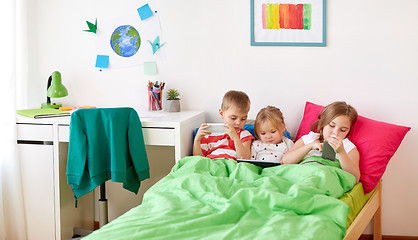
[295,102,323,141]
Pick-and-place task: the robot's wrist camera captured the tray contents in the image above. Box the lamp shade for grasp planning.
[47,71,68,98]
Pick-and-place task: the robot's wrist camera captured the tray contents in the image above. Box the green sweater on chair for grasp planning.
[67,107,150,199]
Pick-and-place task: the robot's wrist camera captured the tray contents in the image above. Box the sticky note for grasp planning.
[95,55,109,68]
[144,62,157,75]
[137,4,153,21]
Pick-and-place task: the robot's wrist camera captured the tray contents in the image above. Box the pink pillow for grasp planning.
[295,102,410,193]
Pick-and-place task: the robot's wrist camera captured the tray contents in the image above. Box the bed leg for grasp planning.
[373,206,382,240]
[373,181,382,240]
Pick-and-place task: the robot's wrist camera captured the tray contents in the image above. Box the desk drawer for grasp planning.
[142,128,175,146]
[59,125,70,142]
[17,124,53,141]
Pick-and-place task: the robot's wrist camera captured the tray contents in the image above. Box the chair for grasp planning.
[67,107,150,236]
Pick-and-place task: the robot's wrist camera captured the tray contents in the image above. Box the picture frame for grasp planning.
[251,0,326,46]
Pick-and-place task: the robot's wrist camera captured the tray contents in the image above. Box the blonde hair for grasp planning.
[254,106,285,139]
[221,90,251,112]
[311,101,358,141]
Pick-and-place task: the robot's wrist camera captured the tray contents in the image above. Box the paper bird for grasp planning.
[83,18,97,34]
[148,36,165,54]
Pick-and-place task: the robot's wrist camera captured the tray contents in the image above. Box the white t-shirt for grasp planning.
[250,137,294,163]
[301,131,356,159]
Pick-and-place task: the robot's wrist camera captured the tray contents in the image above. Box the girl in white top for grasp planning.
[251,106,294,163]
[281,101,361,183]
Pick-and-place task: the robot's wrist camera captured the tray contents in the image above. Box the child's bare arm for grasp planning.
[193,123,210,156]
[281,138,321,164]
[225,124,251,159]
[193,140,204,156]
[234,140,252,159]
[327,135,360,183]
[337,148,360,183]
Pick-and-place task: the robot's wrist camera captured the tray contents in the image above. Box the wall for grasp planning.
[23,0,418,236]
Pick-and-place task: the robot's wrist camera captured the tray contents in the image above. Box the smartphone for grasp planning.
[322,141,336,161]
[206,123,227,133]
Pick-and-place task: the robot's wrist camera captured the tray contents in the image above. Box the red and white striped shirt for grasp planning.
[200,129,254,160]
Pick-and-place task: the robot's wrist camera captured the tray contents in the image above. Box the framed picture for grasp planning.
[251,0,326,46]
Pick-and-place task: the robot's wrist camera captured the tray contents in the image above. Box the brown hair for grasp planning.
[254,106,285,139]
[221,90,251,112]
[311,101,358,141]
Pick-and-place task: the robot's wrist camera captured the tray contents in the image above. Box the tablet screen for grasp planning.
[237,159,281,168]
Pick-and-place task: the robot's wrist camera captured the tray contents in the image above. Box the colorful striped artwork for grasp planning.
[262,3,312,30]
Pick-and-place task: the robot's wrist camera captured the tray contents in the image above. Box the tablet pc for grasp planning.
[322,141,336,161]
[237,159,281,168]
[206,123,227,133]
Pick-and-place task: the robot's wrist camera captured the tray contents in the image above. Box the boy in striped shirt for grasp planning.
[193,90,254,160]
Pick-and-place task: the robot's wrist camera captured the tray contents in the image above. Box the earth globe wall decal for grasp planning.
[110,25,141,57]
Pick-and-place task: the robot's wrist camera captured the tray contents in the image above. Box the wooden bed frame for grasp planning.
[344,180,382,240]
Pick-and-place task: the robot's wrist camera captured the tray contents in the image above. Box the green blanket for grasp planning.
[84,156,355,240]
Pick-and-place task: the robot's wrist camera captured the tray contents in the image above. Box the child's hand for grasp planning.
[195,123,211,142]
[311,140,323,152]
[327,134,345,153]
[225,123,239,141]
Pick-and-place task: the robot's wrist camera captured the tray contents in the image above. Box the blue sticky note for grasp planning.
[137,4,153,21]
[144,61,157,75]
[95,55,109,68]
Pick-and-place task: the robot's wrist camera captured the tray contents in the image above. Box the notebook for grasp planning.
[17,108,70,119]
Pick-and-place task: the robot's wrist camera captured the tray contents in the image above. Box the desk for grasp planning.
[16,110,205,240]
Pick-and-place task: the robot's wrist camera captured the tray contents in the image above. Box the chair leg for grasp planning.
[99,183,109,227]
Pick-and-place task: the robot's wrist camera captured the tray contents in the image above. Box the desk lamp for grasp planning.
[41,71,68,109]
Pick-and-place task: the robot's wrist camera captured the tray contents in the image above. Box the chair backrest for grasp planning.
[67,107,150,199]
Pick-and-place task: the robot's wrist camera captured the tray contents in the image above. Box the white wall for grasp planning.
[24,0,418,236]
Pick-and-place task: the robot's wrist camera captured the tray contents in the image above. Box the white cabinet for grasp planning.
[18,143,56,240]
[17,122,94,240]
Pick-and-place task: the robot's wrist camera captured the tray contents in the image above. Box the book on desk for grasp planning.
[17,108,70,119]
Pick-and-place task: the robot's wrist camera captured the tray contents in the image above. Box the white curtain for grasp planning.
[0,0,27,239]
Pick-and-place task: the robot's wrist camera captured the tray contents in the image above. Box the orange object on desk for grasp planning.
[79,106,96,109]
[59,106,96,111]
[59,107,73,111]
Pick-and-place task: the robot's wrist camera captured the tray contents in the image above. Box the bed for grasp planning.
[82,102,409,240]
[82,156,378,240]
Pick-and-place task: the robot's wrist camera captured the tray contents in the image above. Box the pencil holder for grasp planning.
[147,81,164,111]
